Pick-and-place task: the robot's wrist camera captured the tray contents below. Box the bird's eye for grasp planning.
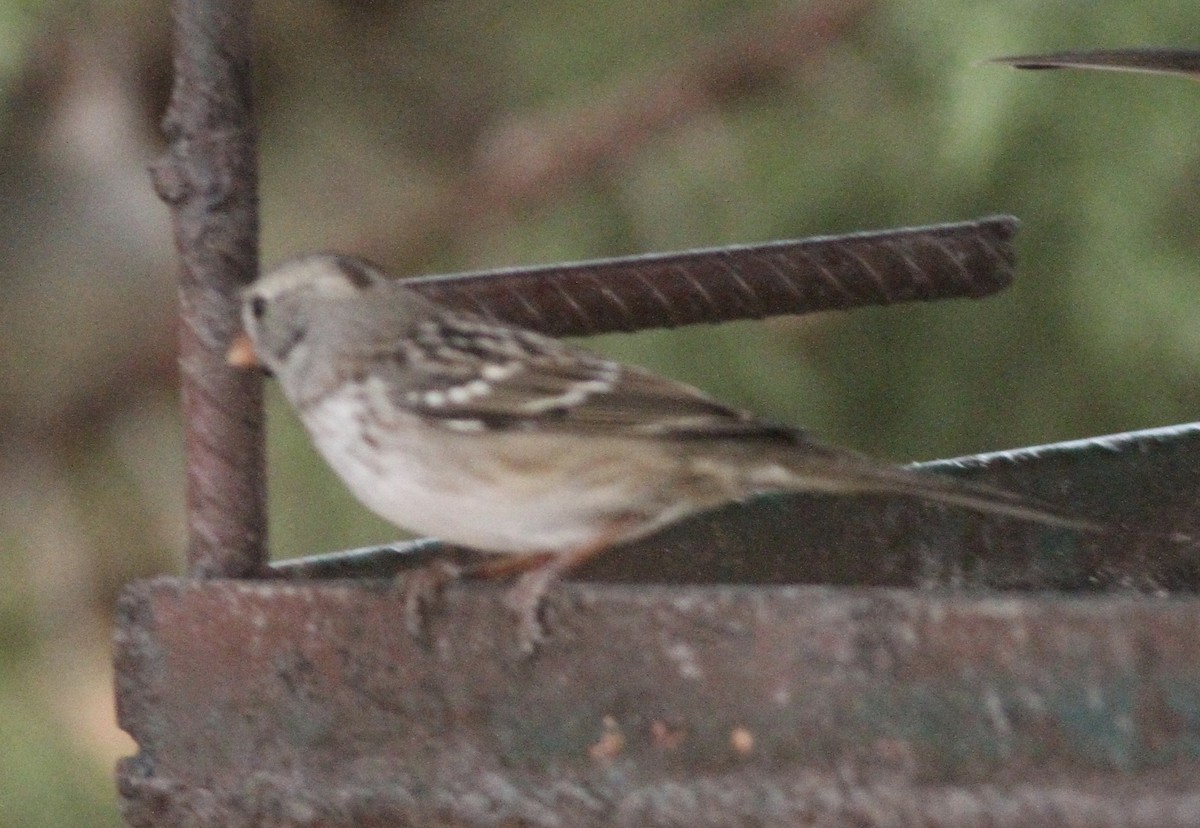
[250,296,267,320]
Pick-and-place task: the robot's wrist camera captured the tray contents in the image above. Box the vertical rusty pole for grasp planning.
[152,0,265,577]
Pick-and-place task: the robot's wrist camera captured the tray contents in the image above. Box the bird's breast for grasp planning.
[298,388,687,554]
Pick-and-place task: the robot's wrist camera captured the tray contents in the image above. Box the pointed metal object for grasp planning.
[989,48,1200,80]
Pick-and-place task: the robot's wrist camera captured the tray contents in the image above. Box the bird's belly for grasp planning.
[366,473,626,553]
[301,397,665,553]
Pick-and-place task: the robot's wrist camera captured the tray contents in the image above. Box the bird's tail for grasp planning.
[745,440,1106,534]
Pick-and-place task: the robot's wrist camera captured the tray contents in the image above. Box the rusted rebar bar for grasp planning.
[152,0,264,577]
[408,216,1018,337]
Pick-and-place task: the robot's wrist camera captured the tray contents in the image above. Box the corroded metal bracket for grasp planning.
[116,424,1200,827]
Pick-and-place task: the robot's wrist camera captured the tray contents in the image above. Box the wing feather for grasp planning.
[371,309,802,441]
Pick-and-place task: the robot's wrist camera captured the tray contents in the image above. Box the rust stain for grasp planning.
[588,715,625,760]
[730,726,755,756]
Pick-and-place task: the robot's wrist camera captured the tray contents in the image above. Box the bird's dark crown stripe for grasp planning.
[332,255,381,289]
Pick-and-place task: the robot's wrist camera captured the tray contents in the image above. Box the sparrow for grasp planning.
[228,252,1102,651]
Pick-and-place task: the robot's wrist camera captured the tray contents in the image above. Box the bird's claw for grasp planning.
[505,566,560,656]
[401,558,464,642]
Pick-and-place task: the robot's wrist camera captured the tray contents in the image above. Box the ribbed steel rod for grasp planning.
[407,215,1018,337]
[153,0,265,578]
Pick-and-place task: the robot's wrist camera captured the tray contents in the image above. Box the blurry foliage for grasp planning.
[0,0,37,101]
[3,0,1200,825]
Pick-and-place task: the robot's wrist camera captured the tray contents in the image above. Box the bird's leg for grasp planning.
[403,521,633,654]
[401,549,555,642]
[469,550,557,580]
[402,556,466,640]
[505,520,637,655]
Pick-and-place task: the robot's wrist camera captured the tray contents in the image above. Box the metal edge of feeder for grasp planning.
[114,423,1200,827]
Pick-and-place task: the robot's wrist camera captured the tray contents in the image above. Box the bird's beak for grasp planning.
[226,331,261,369]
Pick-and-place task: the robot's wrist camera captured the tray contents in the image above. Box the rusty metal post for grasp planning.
[152,0,265,577]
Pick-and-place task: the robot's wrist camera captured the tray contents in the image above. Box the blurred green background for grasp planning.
[3,0,1200,824]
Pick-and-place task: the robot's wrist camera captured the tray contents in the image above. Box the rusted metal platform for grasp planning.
[116,423,1200,827]
[139,1,1200,823]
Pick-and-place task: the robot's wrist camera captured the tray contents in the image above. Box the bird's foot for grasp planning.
[401,557,465,642]
[505,564,562,656]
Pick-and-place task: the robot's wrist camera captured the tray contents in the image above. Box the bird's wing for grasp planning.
[360,304,1108,534]
[369,308,802,441]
